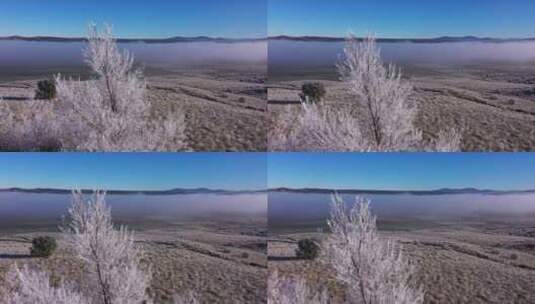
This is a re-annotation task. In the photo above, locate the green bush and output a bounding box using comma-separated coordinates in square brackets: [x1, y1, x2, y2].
[35, 80, 57, 100]
[30, 236, 57, 257]
[295, 239, 320, 260]
[300, 82, 326, 103]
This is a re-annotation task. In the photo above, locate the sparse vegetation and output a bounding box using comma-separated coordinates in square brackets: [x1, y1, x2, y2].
[295, 239, 320, 260]
[34, 80, 57, 100]
[30, 236, 57, 258]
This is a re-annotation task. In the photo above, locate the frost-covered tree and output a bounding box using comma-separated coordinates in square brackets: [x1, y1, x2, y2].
[2, 265, 88, 304]
[55, 24, 187, 151]
[337, 35, 462, 151]
[1, 190, 203, 304]
[268, 270, 328, 304]
[269, 35, 462, 152]
[337, 35, 421, 151]
[325, 194, 424, 304]
[62, 190, 152, 304]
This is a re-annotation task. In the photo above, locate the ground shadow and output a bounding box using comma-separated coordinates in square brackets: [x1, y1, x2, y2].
[268, 256, 301, 261]
[0, 96, 28, 101]
[267, 99, 300, 105]
[0, 254, 33, 259]
[0, 238, 31, 244]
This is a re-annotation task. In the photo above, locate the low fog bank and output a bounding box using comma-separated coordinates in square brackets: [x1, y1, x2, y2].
[0, 41, 267, 69]
[269, 40, 535, 69]
[269, 192, 535, 224]
[0, 192, 267, 227]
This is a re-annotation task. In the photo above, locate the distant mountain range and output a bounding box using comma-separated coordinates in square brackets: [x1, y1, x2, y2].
[0, 187, 264, 195]
[0, 35, 265, 44]
[1, 187, 534, 196]
[2, 35, 535, 44]
[269, 35, 535, 43]
[269, 187, 535, 195]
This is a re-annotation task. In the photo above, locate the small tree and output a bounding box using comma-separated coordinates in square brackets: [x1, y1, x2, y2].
[62, 190, 152, 304]
[325, 193, 424, 304]
[35, 80, 57, 100]
[337, 35, 421, 150]
[4, 190, 174, 304]
[55, 23, 187, 151]
[295, 239, 320, 260]
[337, 34, 462, 151]
[269, 34, 462, 152]
[30, 236, 57, 258]
[301, 82, 326, 103]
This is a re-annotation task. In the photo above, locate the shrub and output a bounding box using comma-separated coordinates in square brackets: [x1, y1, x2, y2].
[3, 265, 89, 304]
[295, 239, 320, 260]
[30, 236, 57, 257]
[35, 80, 57, 100]
[268, 102, 367, 151]
[0, 100, 62, 152]
[268, 270, 328, 304]
[300, 82, 326, 103]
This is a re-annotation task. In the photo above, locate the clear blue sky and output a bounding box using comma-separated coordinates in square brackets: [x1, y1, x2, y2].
[0, 0, 266, 38]
[269, 0, 535, 38]
[0, 153, 266, 191]
[268, 153, 535, 191]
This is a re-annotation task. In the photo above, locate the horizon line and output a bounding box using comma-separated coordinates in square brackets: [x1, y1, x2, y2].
[268, 34, 535, 41]
[3, 186, 535, 193]
[0, 34, 267, 42]
[269, 186, 535, 193]
[4, 34, 535, 42]
[0, 187, 267, 193]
